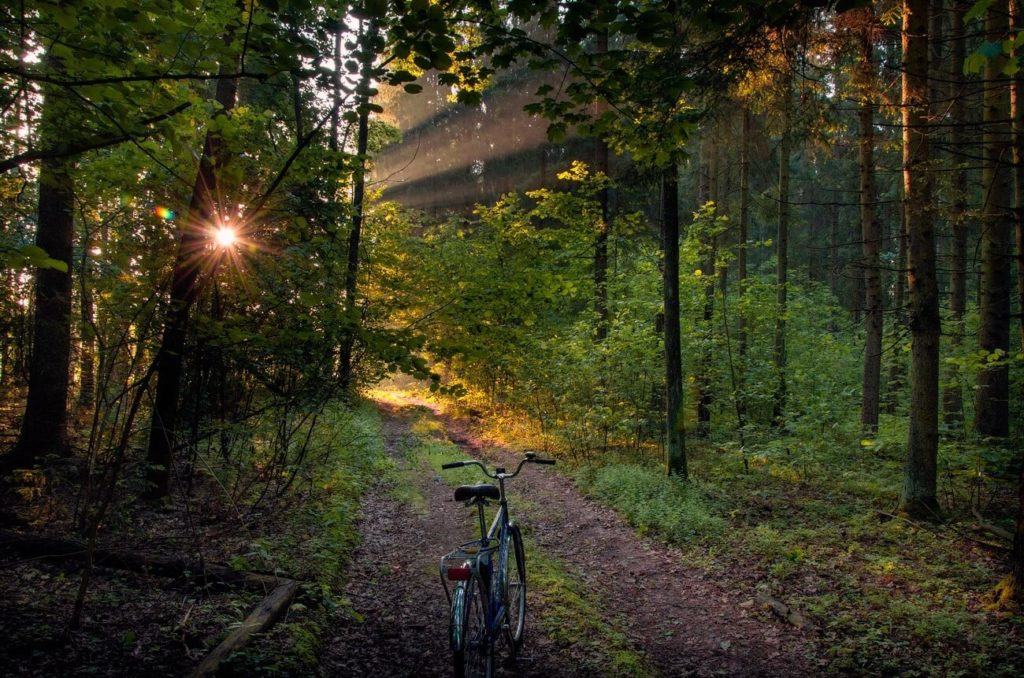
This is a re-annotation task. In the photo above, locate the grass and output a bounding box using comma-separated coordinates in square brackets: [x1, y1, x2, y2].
[575, 463, 724, 544]
[610, 414, 1024, 676]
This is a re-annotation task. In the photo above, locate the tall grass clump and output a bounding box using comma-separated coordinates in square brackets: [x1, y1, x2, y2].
[577, 464, 724, 543]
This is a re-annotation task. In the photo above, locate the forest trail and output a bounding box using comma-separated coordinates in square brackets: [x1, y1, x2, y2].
[323, 401, 814, 676]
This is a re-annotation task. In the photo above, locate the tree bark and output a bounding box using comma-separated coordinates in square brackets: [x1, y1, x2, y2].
[663, 164, 686, 478]
[943, 0, 968, 428]
[737, 108, 750, 421]
[887, 200, 908, 413]
[697, 135, 717, 436]
[594, 31, 610, 343]
[900, 0, 941, 519]
[146, 63, 239, 498]
[9, 82, 74, 469]
[772, 70, 792, 429]
[339, 21, 380, 392]
[191, 580, 299, 677]
[858, 17, 882, 435]
[1015, 2, 1024, 356]
[975, 1, 1014, 438]
[999, 0, 1024, 607]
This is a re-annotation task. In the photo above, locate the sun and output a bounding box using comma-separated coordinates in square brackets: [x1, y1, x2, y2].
[214, 226, 237, 248]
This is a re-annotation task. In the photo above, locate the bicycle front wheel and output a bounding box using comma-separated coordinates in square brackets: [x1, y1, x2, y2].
[505, 524, 527, 650]
[452, 574, 492, 678]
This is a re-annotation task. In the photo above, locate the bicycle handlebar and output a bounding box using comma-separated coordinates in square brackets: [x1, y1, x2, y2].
[440, 453, 555, 478]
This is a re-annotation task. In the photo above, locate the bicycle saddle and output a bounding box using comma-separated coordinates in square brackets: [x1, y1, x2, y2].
[454, 483, 500, 502]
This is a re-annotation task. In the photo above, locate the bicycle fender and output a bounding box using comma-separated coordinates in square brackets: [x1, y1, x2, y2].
[449, 583, 467, 652]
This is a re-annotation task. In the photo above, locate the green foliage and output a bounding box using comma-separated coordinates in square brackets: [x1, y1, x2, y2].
[224, 401, 386, 674]
[230, 402, 386, 587]
[576, 464, 724, 543]
[1, 244, 68, 272]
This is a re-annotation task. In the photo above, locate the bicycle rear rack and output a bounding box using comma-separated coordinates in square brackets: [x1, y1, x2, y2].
[440, 538, 497, 605]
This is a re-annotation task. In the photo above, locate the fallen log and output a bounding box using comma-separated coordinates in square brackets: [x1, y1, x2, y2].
[190, 579, 299, 677]
[971, 507, 1013, 543]
[0, 529, 287, 591]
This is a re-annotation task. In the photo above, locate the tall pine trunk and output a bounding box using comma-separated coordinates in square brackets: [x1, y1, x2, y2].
[9, 84, 75, 469]
[663, 164, 686, 478]
[697, 135, 717, 436]
[900, 0, 940, 519]
[737, 108, 751, 426]
[772, 70, 792, 429]
[146, 66, 239, 498]
[944, 0, 968, 428]
[1015, 1, 1024, 355]
[858, 15, 882, 434]
[887, 202, 908, 413]
[975, 2, 1013, 438]
[997, 0, 1024, 607]
[594, 31, 610, 343]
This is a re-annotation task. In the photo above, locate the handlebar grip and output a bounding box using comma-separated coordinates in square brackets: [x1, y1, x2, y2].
[533, 458, 556, 465]
[441, 461, 466, 470]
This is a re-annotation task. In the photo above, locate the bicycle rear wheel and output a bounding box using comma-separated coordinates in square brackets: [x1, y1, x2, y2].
[505, 525, 526, 650]
[452, 574, 492, 678]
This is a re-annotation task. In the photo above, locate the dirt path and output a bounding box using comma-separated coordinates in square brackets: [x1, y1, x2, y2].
[323, 404, 814, 676]
[321, 405, 574, 677]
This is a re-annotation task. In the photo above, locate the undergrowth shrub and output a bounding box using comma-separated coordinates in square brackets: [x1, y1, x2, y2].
[576, 464, 724, 543]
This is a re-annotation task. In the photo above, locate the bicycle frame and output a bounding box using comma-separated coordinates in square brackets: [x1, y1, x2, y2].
[480, 486, 512, 638]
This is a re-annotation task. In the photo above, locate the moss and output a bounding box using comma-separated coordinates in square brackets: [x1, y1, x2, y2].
[526, 545, 653, 677]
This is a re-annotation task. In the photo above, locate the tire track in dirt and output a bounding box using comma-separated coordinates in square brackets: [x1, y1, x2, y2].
[321, 405, 578, 677]
[439, 411, 817, 677]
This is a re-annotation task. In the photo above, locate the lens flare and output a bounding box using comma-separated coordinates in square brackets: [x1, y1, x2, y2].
[154, 206, 175, 220]
[214, 226, 237, 248]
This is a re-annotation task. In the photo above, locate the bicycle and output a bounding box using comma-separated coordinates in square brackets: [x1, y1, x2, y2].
[438, 452, 555, 678]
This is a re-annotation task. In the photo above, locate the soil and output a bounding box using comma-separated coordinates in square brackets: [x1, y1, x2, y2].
[322, 403, 815, 676]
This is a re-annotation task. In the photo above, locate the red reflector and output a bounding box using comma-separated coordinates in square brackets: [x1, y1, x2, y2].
[446, 565, 471, 581]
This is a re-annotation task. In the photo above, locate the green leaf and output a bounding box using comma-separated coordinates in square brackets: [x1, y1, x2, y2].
[979, 41, 1002, 59]
[965, 0, 995, 23]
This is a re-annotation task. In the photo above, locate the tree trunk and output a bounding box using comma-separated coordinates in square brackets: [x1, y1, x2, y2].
[737, 108, 750, 390]
[1001, 0, 1024, 604]
[975, 2, 1013, 438]
[772, 71, 792, 429]
[900, 0, 940, 519]
[697, 135, 717, 436]
[943, 0, 968, 428]
[145, 64, 239, 498]
[887, 201, 908, 413]
[9, 86, 75, 469]
[594, 31, 610, 343]
[1016, 2, 1024, 356]
[339, 21, 380, 392]
[858, 18, 882, 435]
[829, 201, 839, 333]
[663, 164, 686, 478]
